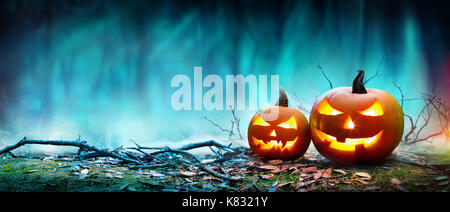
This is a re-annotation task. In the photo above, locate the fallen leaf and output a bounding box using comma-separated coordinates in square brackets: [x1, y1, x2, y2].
[354, 172, 372, 180]
[179, 170, 196, 177]
[291, 169, 302, 174]
[333, 169, 347, 175]
[245, 161, 255, 166]
[390, 178, 401, 185]
[230, 176, 242, 181]
[435, 176, 449, 181]
[203, 176, 222, 181]
[322, 168, 332, 178]
[277, 181, 293, 188]
[353, 179, 369, 185]
[301, 166, 318, 172]
[105, 173, 114, 178]
[297, 180, 316, 188]
[201, 159, 216, 164]
[271, 168, 281, 174]
[281, 165, 290, 170]
[268, 159, 283, 165]
[258, 165, 279, 170]
[208, 166, 218, 170]
[80, 169, 89, 175]
[115, 175, 123, 179]
[314, 170, 324, 179]
[240, 171, 253, 175]
[300, 172, 312, 178]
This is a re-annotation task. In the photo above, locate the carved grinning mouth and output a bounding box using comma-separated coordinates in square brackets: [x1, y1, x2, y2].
[312, 128, 383, 151]
[252, 136, 298, 150]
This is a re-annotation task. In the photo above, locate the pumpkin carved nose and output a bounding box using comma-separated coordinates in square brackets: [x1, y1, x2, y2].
[270, 130, 277, 137]
[344, 117, 355, 129]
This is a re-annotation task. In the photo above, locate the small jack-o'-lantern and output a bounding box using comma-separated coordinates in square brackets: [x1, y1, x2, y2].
[310, 70, 404, 164]
[248, 89, 311, 159]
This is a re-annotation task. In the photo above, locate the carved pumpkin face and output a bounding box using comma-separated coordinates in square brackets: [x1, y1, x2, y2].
[248, 106, 311, 159]
[310, 86, 404, 164]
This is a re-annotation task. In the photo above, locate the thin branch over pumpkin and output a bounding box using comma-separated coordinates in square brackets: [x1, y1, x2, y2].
[317, 64, 333, 89]
[364, 57, 384, 85]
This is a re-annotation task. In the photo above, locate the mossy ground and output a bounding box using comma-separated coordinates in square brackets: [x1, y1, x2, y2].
[0, 158, 179, 192]
[241, 161, 447, 192]
[0, 157, 448, 192]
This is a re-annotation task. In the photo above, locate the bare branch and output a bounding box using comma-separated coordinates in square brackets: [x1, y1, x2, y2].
[0, 137, 246, 182]
[203, 116, 234, 137]
[229, 106, 245, 141]
[0, 137, 143, 164]
[293, 93, 311, 114]
[393, 81, 405, 108]
[403, 113, 415, 143]
[364, 57, 384, 85]
[318, 64, 333, 89]
[392, 81, 420, 108]
[394, 83, 449, 145]
[203, 106, 246, 145]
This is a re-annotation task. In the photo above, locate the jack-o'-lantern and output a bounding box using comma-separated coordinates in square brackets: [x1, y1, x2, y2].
[248, 89, 311, 159]
[310, 70, 404, 164]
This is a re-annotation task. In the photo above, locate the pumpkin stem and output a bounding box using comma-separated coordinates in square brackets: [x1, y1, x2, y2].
[352, 70, 367, 94]
[276, 88, 289, 107]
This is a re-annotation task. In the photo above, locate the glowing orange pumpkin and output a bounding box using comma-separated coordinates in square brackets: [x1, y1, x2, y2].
[248, 89, 311, 159]
[310, 70, 404, 164]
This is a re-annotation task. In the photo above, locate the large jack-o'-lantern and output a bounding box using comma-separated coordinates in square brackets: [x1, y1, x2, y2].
[248, 89, 311, 159]
[310, 70, 404, 164]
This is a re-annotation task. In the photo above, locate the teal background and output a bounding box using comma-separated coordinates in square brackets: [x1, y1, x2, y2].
[0, 0, 449, 148]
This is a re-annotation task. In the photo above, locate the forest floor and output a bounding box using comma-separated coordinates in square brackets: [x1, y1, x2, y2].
[0, 150, 448, 192]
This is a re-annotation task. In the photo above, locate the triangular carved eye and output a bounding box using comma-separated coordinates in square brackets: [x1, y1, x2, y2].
[277, 116, 297, 130]
[318, 99, 343, 115]
[359, 101, 384, 116]
[253, 115, 270, 126]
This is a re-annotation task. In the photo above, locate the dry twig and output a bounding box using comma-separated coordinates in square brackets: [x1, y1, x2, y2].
[364, 57, 384, 85]
[203, 106, 247, 145]
[0, 137, 245, 181]
[393, 83, 449, 144]
[318, 64, 333, 89]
